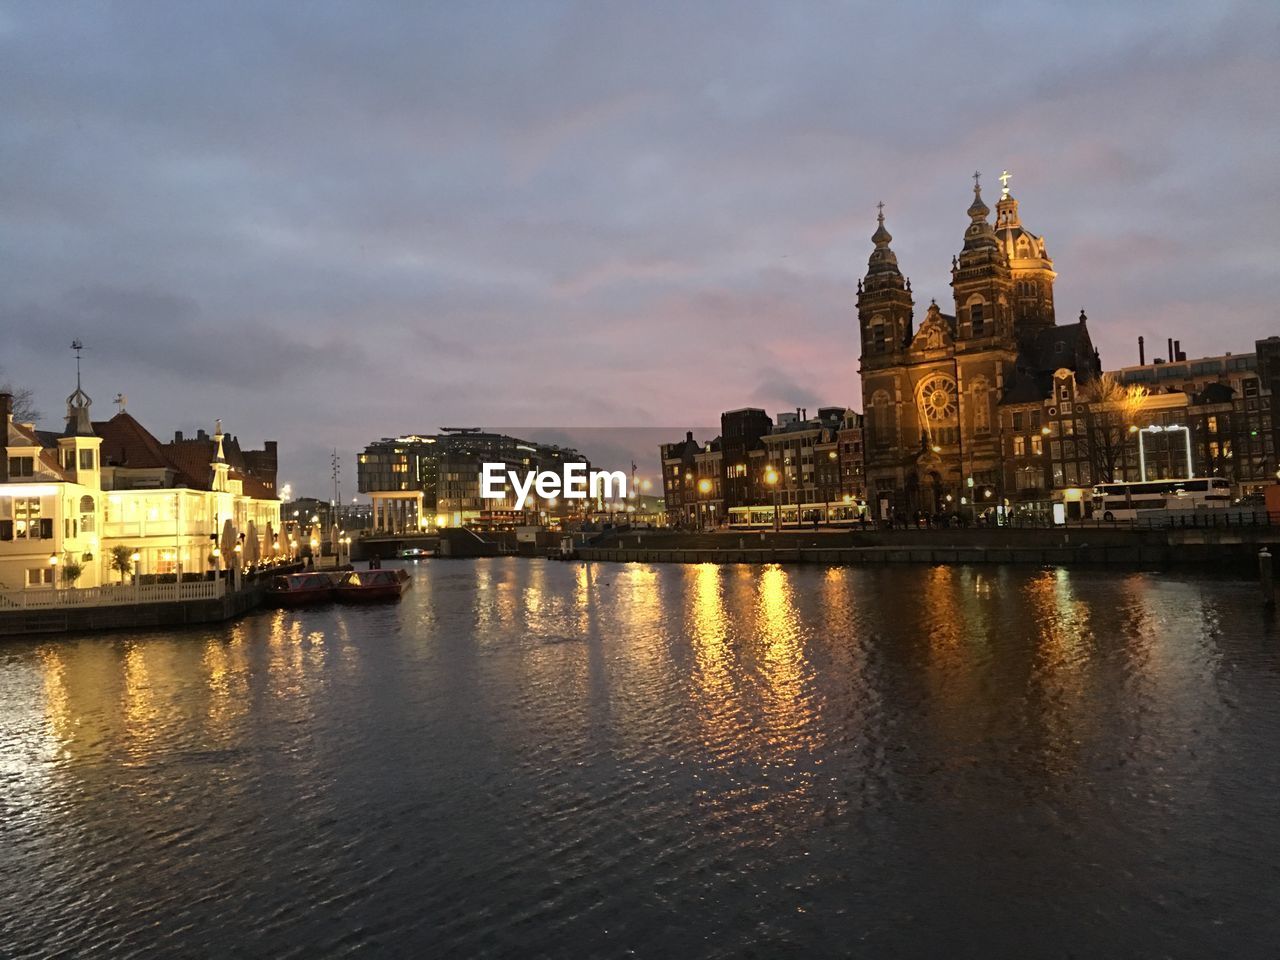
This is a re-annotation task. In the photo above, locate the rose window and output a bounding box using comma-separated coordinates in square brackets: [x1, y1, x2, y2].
[920, 377, 957, 422]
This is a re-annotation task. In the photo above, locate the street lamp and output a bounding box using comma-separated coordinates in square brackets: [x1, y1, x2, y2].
[764, 467, 780, 532]
[697, 477, 712, 531]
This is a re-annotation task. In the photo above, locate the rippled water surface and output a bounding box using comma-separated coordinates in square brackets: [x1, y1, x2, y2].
[3, 561, 1280, 958]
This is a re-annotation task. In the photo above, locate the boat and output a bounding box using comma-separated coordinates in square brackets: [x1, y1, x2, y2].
[267, 572, 336, 607]
[396, 546, 434, 560]
[333, 568, 411, 603]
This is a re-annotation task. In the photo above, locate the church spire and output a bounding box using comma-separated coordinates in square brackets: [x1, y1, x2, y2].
[967, 171, 990, 222]
[64, 338, 94, 437]
[992, 173, 1057, 331]
[952, 173, 1013, 342]
[863, 201, 906, 292]
[859, 201, 915, 365]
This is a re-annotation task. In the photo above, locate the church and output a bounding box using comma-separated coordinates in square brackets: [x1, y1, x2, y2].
[857, 173, 1101, 521]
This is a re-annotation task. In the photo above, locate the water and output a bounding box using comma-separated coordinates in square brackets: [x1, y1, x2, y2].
[2, 560, 1279, 959]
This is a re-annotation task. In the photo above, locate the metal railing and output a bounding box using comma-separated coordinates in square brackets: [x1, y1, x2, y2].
[1134, 510, 1280, 530]
[0, 579, 227, 610]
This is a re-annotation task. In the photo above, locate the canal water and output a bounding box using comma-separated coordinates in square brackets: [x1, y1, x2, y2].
[2, 561, 1278, 958]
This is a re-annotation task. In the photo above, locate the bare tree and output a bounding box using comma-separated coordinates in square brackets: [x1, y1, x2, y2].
[1080, 373, 1149, 483]
[0, 376, 40, 423]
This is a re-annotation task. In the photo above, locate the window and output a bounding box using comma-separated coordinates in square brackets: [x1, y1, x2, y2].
[1013, 437, 1026, 456]
[870, 318, 888, 352]
[26, 568, 55, 587]
[1031, 436, 1043, 455]
[79, 449, 94, 470]
[8, 456, 34, 477]
[1016, 469, 1040, 491]
[1059, 384, 1070, 400]
[1012, 412, 1024, 431]
[1061, 402, 1072, 415]
[971, 302, 985, 336]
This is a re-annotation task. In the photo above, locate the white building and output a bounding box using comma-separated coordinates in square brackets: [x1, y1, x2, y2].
[1, 380, 280, 594]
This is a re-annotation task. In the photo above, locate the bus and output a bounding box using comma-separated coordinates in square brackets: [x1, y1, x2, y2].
[1092, 477, 1232, 521]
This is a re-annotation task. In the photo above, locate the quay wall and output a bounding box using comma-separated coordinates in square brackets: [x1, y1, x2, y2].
[573, 528, 1280, 569]
[0, 583, 268, 639]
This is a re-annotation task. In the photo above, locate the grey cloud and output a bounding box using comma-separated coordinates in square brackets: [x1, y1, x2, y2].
[1, 0, 1276, 496]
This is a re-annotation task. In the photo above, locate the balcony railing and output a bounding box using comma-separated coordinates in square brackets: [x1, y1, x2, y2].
[0, 579, 227, 610]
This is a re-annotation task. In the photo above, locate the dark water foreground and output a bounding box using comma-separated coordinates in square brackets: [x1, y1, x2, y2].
[2, 561, 1278, 959]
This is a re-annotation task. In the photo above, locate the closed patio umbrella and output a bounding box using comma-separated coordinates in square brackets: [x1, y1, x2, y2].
[220, 518, 237, 571]
[245, 520, 260, 564]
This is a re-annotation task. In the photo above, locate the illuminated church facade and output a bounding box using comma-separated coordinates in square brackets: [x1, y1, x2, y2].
[857, 173, 1102, 519]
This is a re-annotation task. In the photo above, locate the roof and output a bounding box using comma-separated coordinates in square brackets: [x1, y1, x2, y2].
[163, 439, 217, 489]
[1194, 382, 1236, 404]
[94, 412, 181, 475]
[1001, 370, 1053, 405]
[1020, 321, 1090, 371]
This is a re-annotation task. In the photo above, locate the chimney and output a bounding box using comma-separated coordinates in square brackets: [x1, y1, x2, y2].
[1167, 338, 1174, 363]
[175, 430, 184, 442]
[685, 431, 693, 443]
[1174, 340, 1184, 362]
[0, 393, 10, 484]
[1138, 336, 1146, 365]
[197, 428, 208, 440]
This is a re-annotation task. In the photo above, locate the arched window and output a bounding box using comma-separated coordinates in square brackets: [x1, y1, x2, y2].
[917, 376, 958, 428]
[868, 315, 889, 353]
[966, 296, 986, 337]
[78, 495, 96, 533]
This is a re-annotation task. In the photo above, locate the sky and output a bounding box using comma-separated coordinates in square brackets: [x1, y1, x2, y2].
[2, 1, 1278, 497]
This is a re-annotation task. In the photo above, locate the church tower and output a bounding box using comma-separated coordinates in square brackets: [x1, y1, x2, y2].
[857, 204, 915, 370]
[993, 171, 1056, 333]
[950, 175, 1014, 346]
[57, 339, 102, 490]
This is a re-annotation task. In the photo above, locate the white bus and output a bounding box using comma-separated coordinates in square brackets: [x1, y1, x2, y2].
[1092, 477, 1232, 521]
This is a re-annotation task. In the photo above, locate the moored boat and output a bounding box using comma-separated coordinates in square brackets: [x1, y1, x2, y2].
[268, 572, 336, 607]
[396, 546, 434, 560]
[333, 568, 411, 603]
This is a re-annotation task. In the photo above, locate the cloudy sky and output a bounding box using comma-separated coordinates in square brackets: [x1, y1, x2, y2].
[2, 1, 1277, 496]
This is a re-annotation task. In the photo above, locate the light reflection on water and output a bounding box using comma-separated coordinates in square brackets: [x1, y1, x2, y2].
[2, 560, 1279, 959]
